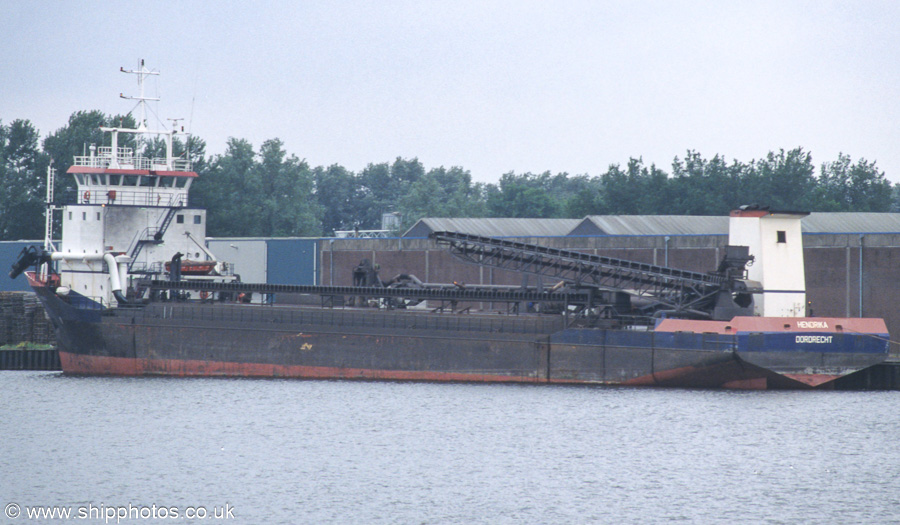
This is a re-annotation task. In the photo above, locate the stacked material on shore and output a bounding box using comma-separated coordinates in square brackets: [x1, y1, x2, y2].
[0, 292, 56, 347]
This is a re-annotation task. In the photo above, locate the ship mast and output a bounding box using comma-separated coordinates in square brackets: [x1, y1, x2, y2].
[40, 162, 59, 280]
[100, 59, 184, 170]
[43, 162, 56, 252]
[120, 59, 159, 131]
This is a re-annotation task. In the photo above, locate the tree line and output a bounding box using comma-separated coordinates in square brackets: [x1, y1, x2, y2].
[1, 111, 896, 240]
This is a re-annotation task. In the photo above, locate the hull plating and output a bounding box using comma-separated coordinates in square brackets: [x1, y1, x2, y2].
[33, 289, 890, 390]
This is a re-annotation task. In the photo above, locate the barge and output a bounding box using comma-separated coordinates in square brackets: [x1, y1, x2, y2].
[9, 62, 891, 389]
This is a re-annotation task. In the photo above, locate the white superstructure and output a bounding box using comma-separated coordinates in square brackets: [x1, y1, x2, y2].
[728, 207, 809, 317]
[50, 61, 214, 306]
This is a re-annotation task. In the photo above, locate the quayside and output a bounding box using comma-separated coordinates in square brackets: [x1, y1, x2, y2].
[8, 61, 892, 389]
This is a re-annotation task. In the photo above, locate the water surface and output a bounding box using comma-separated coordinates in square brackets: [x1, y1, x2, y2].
[2, 372, 899, 524]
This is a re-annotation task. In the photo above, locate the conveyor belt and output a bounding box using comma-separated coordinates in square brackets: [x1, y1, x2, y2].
[431, 230, 723, 291]
[429, 231, 757, 318]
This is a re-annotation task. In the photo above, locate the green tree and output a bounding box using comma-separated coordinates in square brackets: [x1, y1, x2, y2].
[256, 138, 322, 236]
[818, 154, 892, 212]
[182, 135, 208, 187]
[20, 106, 900, 232]
[314, 164, 360, 235]
[42, 110, 107, 201]
[598, 164, 635, 214]
[193, 138, 256, 236]
[639, 162, 672, 214]
[891, 183, 900, 212]
[485, 172, 561, 218]
[600, 159, 671, 215]
[355, 157, 426, 229]
[669, 152, 743, 214]
[399, 166, 486, 228]
[192, 138, 321, 237]
[0, 119, 48, 239]
[544, 172, 605, 218]
[355, 162, 392, 229]
[748, 148, 817, 210]
[565, 186, 604, 217]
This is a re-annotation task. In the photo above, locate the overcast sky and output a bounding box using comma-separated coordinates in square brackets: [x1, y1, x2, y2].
[3, 1, 899, 184]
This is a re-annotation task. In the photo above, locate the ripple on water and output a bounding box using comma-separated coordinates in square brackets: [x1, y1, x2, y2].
[2, 372, 900, 524]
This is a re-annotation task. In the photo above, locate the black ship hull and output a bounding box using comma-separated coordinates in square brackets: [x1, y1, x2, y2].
[31, 277, 890, 390]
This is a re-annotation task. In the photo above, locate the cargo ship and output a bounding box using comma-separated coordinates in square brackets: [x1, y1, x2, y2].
[9, 63, 891, 389]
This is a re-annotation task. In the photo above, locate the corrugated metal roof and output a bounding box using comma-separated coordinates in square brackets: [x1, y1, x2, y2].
[578, 213, 900, 236]
[573, 215, 729, 236]
[403, 218, 582, 238]
[404, 213, 900, 238]
[803, 213, 900, 233]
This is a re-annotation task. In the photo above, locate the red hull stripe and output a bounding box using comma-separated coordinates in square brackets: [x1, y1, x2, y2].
[781, 373, 842, 387]
[59, 352, 545, 383]
[59, 352, 777, 389]
[67, 166, 198, 177]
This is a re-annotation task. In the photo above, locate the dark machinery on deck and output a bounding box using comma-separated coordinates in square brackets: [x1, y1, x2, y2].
[13, 228, 761, 327]
[141, 231, 760, 326]
[430, 231, 761, 323]
[8, 246, 52, 279]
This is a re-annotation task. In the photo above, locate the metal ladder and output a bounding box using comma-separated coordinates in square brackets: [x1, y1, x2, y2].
[127, 204, 183, 272]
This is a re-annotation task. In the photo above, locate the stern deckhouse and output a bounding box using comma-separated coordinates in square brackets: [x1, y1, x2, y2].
[49, 61, 222, 306]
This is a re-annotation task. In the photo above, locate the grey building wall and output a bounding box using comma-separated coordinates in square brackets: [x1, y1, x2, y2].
[207, 239, 268, 284]
[207, 238, 319, 286]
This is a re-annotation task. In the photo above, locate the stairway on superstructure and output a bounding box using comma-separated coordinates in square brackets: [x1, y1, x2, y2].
[127, 200, 183, 272]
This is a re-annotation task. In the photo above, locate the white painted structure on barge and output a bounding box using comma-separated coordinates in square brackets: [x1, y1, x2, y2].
[729, 208, 809, 317]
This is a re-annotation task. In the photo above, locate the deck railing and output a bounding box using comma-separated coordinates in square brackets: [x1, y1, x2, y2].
[73, 148, 192, 172]
[63, 189, 190, 207]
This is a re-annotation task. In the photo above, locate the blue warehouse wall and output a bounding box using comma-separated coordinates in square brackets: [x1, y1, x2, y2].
[0, 242, 42, 292]
[266, 239, 318, 285]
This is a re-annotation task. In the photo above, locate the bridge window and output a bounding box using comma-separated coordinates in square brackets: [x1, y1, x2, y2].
[75, 174, 84, 185]
[159, 176, 175, 188]
[124, 175, 139, 186]
[175, 177, 188, 188]
[109, 174, 121, 185]
[777, 230, 786, 243]
[176, 214, 184, 224]
[194, 215, 202, 224]
[91, 174, 101, 185]
[140, 176, 156, 187]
